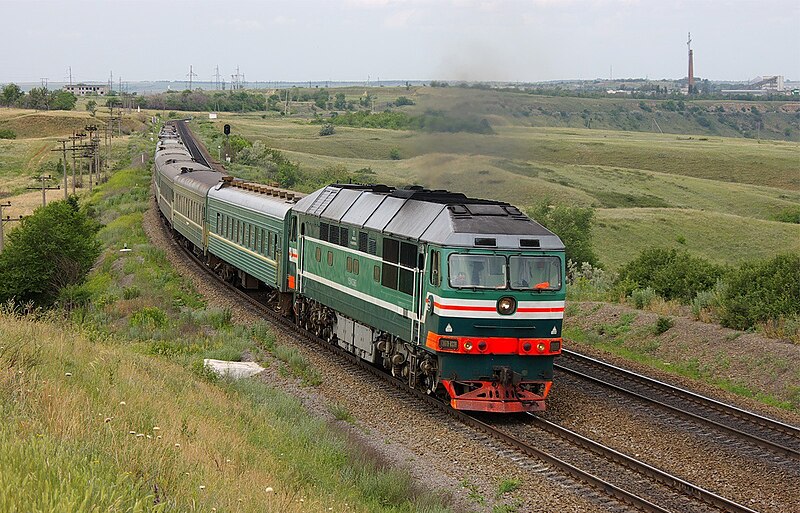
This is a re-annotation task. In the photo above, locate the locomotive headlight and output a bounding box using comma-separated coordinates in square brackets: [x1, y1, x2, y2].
[537, 342, 546, 353]
[463, 341, 473, 351]
[497, 297, 516, 315]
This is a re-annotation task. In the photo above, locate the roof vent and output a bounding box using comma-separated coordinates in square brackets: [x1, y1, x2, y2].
[520, 239, 540, 248]
[475, 237, 497, 247]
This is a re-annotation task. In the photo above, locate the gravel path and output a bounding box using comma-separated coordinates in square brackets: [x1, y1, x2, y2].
[144, 199, 795, 512]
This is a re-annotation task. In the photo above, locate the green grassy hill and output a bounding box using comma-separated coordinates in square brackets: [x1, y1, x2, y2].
[195, 93, 798, 270]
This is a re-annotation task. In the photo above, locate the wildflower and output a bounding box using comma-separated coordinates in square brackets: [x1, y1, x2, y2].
[129, 431, 136, 435]
[147, 435, 152, 439]
[104, 417, 112, 423]
[152, 426, 161, 431]
[119, 401, 126, 406]
[65, 372, 72, 377]
[175, 443, 181, 448]
[199, 485, 206, 491]
[265, 487, 274, 494]
[136, 433, 145, 438]
[157, 435, 162, 440]
[225, 458, 231, 463]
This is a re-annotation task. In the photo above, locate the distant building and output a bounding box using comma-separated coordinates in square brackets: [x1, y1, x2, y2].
[721, 76, 788, 95]
[62, 83, 108, 96]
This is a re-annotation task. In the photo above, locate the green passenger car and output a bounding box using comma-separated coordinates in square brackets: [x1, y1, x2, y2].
[206, 180, 294, 292]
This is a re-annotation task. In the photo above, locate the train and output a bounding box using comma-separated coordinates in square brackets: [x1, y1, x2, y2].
[154, 122, 566, 413]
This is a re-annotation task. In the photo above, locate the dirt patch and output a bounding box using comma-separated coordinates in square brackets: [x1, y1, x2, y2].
[565, 301, 800, 420]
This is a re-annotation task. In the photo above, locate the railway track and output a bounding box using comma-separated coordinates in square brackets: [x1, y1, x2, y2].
[163, 123, 765, 513]
[556, 349, 800, 463]
[173, 119, 216, 170]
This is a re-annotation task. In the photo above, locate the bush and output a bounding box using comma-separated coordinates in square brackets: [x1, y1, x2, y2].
[773, 206, 800, 224]
[395, 96, 415, 106]
[0, 197, 101, 306]
[654, 316, 674, 334]
[0, 128, 16, 139]
[718, 253, 800, 330]
[616, 248, 724, 303]
[389, 148, 401, 160]
[319, 123, 335, 136]
[630, 287, 658, 309]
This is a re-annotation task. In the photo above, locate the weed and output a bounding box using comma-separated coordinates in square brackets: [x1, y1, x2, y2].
[654, 316, 674, 334]
[329, 402, 355, 423]
[129, 306, 168, 329]
[496, 477, 520, 496]
[460, 479, 486, 506]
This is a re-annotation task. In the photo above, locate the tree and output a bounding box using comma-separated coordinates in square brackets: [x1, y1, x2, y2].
[530, 202, 598, 266]
[333, 93, 347, 110]
[0, 197, 100, 305]
[86, 99, 97, 116]
[1, 83, 23, 106]
[25, 87, 50, 110]
[50, 91, 77, 110]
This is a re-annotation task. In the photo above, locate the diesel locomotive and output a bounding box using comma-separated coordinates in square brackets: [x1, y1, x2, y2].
[154, 122, 566, 413]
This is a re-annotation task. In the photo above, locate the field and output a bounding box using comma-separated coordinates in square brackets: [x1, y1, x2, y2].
[189, 86, 799, 270]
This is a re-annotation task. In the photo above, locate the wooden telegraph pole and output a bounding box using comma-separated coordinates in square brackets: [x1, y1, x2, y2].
[28, 176, 60, 206]
[0, 202, 24, 254]
[52, 139, 70, 199]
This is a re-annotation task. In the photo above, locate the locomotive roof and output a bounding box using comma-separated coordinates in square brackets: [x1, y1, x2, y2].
[293, 184, 564, 250]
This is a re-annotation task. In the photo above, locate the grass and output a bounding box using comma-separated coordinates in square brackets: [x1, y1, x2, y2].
[0, 309, 453, 512]
[7, 130, 452, 512]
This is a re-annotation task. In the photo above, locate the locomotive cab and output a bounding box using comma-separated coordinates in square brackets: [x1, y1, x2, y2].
[423, 247, 565, 413]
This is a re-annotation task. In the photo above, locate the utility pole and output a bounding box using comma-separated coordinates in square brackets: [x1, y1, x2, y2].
[69, 132, 78, 193]
[109, 70, 113, 94]
[68, 66, 73, 86]
[28, 176, 59, 207]
[0, 202, 23, 254]
[214, 65, 221, 90]
[52, 140, 70, 199]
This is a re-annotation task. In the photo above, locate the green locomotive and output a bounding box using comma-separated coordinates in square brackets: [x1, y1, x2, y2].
[155, 126, 565, 413]
[288, 184, 565, 413]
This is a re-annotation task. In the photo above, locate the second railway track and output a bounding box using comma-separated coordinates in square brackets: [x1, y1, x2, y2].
[556, 349, 800, 462]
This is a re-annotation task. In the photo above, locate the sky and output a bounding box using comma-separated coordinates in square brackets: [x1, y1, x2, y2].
[1, 0, 798, 84]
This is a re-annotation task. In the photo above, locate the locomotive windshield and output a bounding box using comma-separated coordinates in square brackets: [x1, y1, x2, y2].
[448, 254, 506, 289]
[509, 256, 561, 291]
[448, 254, 562, 291]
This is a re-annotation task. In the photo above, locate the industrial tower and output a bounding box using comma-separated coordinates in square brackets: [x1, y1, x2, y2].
[687, 32, 695, 94]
